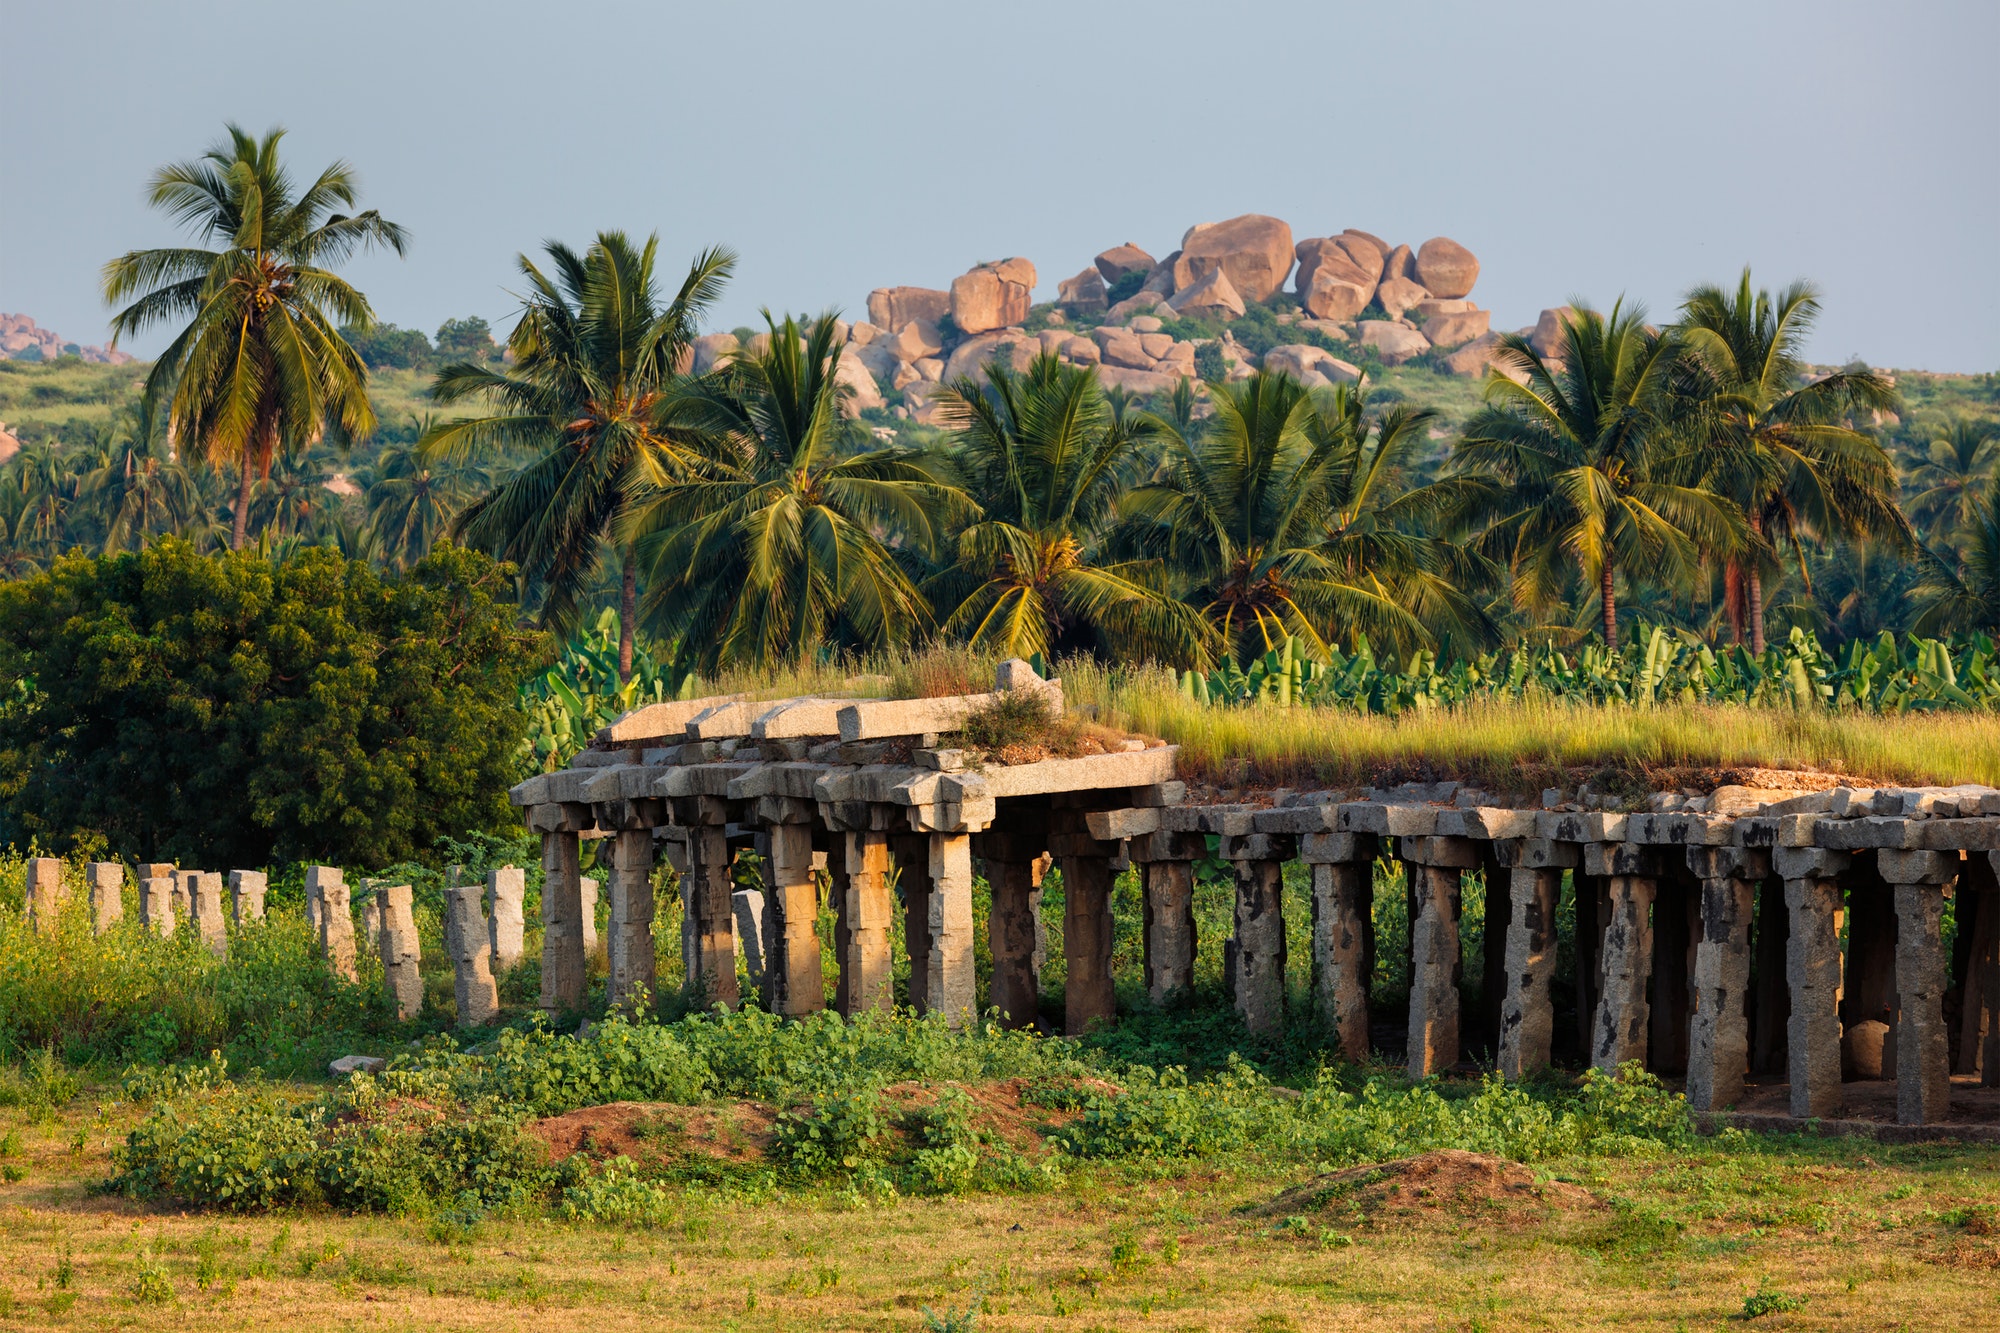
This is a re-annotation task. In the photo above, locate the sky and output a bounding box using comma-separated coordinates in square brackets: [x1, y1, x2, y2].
[4, 0, 1996, 371]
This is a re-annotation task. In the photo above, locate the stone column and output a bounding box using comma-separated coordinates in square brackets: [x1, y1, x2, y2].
[894, 833, 935, 1012]
[580, 876, 600, 958]
[1222, 833, 1294, 1034]
[1776, 845, 1849, 1119]
[1402, 835, 1477, 1078]
[486, 865, 526, 972]
[172, 869, 197, 922]
[359, 891, 384, 955]
[1492, 838, 1574, 1079]
[976, 830, 1046, 1029]
[24, 857, 64, 934]
[682, 825, 738, 1009]
[734, 886, 768, 988]
[606, 829, 658, 1013]
[1881, 848, 1957, 1125]
[1304, 831, 1377, 1063]
[1052, 812, 1117, 1037]
[540, 829, 586, 1011]
[86, 862, 124, 934]
[139, 875, 175, 936]
[761, 822, 825, 1017]
[380, 883, 423, 1020]
[191, 871, 228, 957]
[229, 870, 267, 925]
[319, 877, 357, 982]
[446, 881, 500, 1025]
[1136, 845, 1198, 1003]
[1684, 846, 1767, 1112]
[839, 828, 894, 1015]
[305, 866, 341, 937]
[925, 832, 978, 1026]
[1588, 843, 1659, 1071]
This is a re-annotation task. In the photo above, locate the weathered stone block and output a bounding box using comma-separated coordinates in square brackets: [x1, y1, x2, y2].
[228, 870, 267, 925]
[1300, 831, 1378, 864]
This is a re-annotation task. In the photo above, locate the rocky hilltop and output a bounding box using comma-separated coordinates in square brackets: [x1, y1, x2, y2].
[0, 313, 132, 365]
[687, 215, 1572, 423]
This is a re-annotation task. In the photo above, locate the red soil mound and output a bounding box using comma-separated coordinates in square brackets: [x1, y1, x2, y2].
[1262, 1150, 1600, 1227]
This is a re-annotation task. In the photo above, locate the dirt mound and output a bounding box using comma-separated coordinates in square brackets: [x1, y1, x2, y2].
[1260, 1150, 1599, 1228]
[877, 1076, 1112, 1155]
[526, 1101, 776, 1166]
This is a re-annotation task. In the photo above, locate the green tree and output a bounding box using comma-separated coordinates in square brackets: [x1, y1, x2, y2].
[1912, 476, 2000, 635]
[0, 541, 540, 866]
[102, 124, 407, 550]
[365, 435, 488, 572]
[935, 355, 1212, 664]
[423, 232, 733, 681]
[435, 316, 499, 364]
[1676, 271, 1907, 652]
[340, 321, 434, 371]
[628, 314, 962, 671]
[79, 407, 202, 551]
[1452, 301, 1739, 645]
[1907, 416, 1999, 540]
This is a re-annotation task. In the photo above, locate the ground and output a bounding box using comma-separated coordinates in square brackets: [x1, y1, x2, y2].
[5, 1084, 2000, 1331]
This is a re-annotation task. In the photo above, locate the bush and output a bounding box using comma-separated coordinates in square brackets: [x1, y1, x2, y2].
[0, 541, 542, 867]
[771, 1088, 887, 1175]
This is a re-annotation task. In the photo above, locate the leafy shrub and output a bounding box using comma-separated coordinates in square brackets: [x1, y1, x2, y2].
[558, 1155, 678, 1224]
[900, 1090, 981, 1194]
[1058, 1061, 1265, 1159]
[772, 1088, 888, 1176]
[1743, 1288, 1806, 1317]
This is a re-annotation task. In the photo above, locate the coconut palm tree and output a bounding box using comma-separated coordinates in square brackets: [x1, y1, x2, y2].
[365, 436, 487, 571]
[1906, 416, 1999, 541]
[933, 354, 1213, 665]
[1451, 300, 1739, 646]
[626, 313, 965, 671]
[102, 124, 406, 550]
[1912, 477, 2000, 635]
[1675, 271, 1907, 652]
[422, 232, 732, 681]
[79, 408, 201, 551]
[4, 443, 81, 556]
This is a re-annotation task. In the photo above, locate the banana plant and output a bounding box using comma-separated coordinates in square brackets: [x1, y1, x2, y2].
[518, 608, 692, 772]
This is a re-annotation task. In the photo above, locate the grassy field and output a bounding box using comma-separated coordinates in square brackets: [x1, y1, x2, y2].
[3, 1077, 1999, 1331]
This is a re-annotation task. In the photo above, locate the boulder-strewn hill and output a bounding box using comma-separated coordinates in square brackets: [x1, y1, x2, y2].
[0, 313, 132, 365]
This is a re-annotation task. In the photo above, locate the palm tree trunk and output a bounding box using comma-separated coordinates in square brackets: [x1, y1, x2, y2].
[619, 548, 637, 684]
[1723, 562, 1746, 646]
[1747, 512, 1767, 655]
[1601, 563, 1617, 648]
[231, 459, 253, 551]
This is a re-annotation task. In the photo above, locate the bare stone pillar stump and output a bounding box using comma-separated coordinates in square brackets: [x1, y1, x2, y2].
[1222, 833, 1294, 1034]
[1303, 832, 1376, 1062]
[1685, 846, 1767, 1112]
[229, 870, 267, 925]
[1493, 838, 1574, 1079]
[445, 881, 499, 1025]
[1777, 845, 1850, 1119]
[172, 869, 198, 923]
[926, 832, 978, 1026]
[359, 892, 384, 954]
[761, 823, 824, 1017]
[580, 876, 600, 958]
[486, 866, 526, 972]
[305, 865, 342, 937]
[540, 830, 587, 1012]
[1402, 836, 1477, 1078]
[24, 857, 64, 934]
[840, 829, 894, 1015]
[86, 862, 124, 934]
[379, 883, 423, 1019]
[1053, 817, 1117, 1037]
[1588, 843, 1660, 1071]
[192, 871, 228, 957]
[976, 830, 1047, 1028]
[1881, 849, 1957, 1125]
[139, 875, 175, 937]
[607, 829, 658, 1012]
[319, 878, 357, 982]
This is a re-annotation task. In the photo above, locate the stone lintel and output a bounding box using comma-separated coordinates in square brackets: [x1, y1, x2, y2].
[1492, 837, 1579, 870]
[1538, 810, 1627, 843]
[838, 693, 998, 742]
[1164, 804, 1254, 836]
[1816, 816, 1922, 851]
[1300, 831, 1380, 864]
[817, 799, 904, 833]
[979, 748, 1178, 800]
[748, 697, 849, 739]
[1219, 832, 1296, 862]
[1128, 781, 1189, 807]
[754, 795, 819, 825]
[1774, 845, 1851, 881]
[726, 761, 833, 801]
[580, 764, 670, 803]
[1130, 828, 1208, 862]
[1398, 835, 1482, 869]
[1340, 802, 1437, 837]
[526, 802, 594, 834]
[1877, 848, 1960, 886]
[658, 761, 760, 799]
[1086, 807, 1161, 840]
[1920, 817, 2000, 852]
[668, 793, 733, 827]
[508, 774, 550, 807]
[591, 797, 667, 831]
[1435, 807, 1540, 840]
[1585, 841, 1664, 877]
[1685, 844, 1771, 882]
[1253, 804, 1337, 835]
[905, 799, 997, 834]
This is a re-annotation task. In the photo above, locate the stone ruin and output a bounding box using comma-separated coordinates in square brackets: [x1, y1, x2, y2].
[513, 661, 2000, 1131]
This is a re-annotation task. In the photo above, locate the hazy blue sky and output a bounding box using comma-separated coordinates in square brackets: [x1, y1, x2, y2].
[5, 0, 1995, 369]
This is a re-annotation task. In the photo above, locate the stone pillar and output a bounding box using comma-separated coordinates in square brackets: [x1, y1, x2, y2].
[1684, 846, 1766, 1112]
[1304, 832, 1377, 1063]
[24, 857, 65, 934]
[1588, 844, 1659, 1071]
[733, 888, 767, 987]
[139, 875, 175, 936]
[540, 829, 586, 1011]
[380, 883, 423, 1020]
[839, 829, 894, 1015]
[580, 876, 600, 958]
[925, 832, 978, 1026]
[977, 830, 1046, 1029]
[681, 825, 738, 1009]
[229, 870, 267, 925]
[446, 881, 500, 1025]
[319, 877, 356, 982]
[1402, 835, 1477, 1078]
[486, 865, 526, 972]
[359, 892, 384, 955]
[1493, 837, 1574, 1079]
[191, 871, 228, 957]
[1137, 852, 1197, 1003]
[606, 829, 657, 1013]
[894, 833, 935, 1012]
[1222, 833, 1294, 1034]
[1052, 812, 1117, 1037]
[172, 868, 197, 922]
[305, 865, 341, 937]
[1881, 849, 1957, 1125]
[761, 822, 825, 1017]
[1776, 845, 1849, 1119]
[86, 862, 124, 934]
